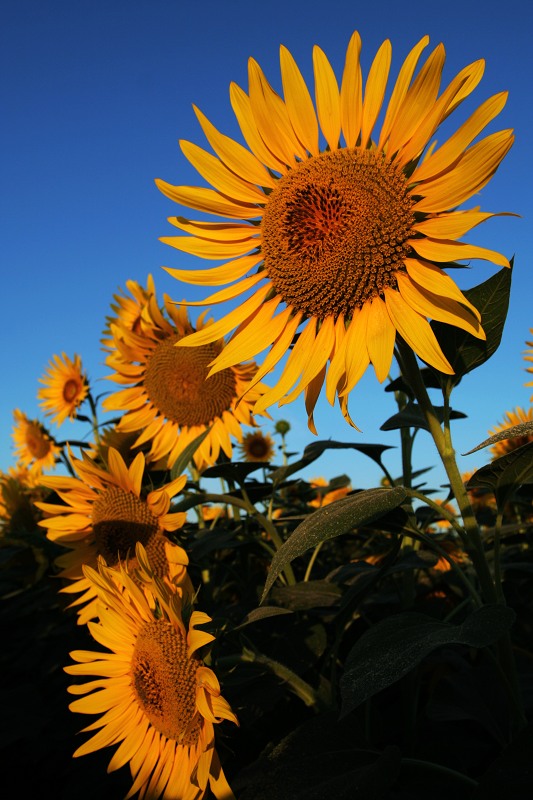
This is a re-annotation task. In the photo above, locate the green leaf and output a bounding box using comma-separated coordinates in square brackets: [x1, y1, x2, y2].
[431, 262, 513, 383]
[201, 461, 264, 483]
[465, 442, 533, 509]
[261, 486, 407, 601]
[233, 606, 293, 630]
[462, 421, 533, 455]
[340, 604, 516, 716]
[271, 580, 342, 611]
[269, 440, 395, 487]
[170, 427, 211, 479]
[380, 401, 466, 432]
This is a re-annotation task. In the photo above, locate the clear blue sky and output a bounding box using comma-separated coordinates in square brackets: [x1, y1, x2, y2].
[1, 0, 532, 494]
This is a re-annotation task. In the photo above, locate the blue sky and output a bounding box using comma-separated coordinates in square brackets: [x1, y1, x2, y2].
[1, 0, 532, 494]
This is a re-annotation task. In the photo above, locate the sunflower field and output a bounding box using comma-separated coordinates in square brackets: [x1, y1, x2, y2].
[2, 30, 533, 800]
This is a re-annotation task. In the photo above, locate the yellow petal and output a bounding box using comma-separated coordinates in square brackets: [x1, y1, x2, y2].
[412, 91, 508, 182]
[384, 287, 453, 374]
[193, 104, 276, 188]
[411, 237, 510, 268]
[280, 45, 319, 156]
[313, 45, 341, 151]
[361, 39, 391, 148]
[180, 140, 266, 204]
[339, 304, 371, 396]
[413, 210, 507, 240]
[166, 216, 260, 242]
[155, 179, 260, 219]
[160, 233, 258, 260]
[180, 271, 266, 305]
[281, 315, 336, 405]
[247, 310, 303, 393]
[414, 129, 514, 212]
[366, 295, 396, 382]
[340, 31, 362, 148]
[210, 296, 282, 370]
[305, 365, 327, 434]
[230, 81, 287, 173]
[397, 272, 485, 338]
[163, 253, 262, 286]
[405, 258, 481, 319]
[378, 35, 430, 151]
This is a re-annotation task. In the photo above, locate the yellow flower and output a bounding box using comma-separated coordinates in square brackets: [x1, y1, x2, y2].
[101, 274, 156, 353]
[488, 406, 533, 458]
[11, 409, 60, 473]
[308, 477, 352, 508]
[238, 430, 275, 462]
[37, 353, 89, 426]
[36, 446, 190, 624]
[65, 543, 238, 800]
[102, 285, 269, 471]
[156, 32, 512, 431]
[525, 329, 533, 400]
[0, 465, 44, 533]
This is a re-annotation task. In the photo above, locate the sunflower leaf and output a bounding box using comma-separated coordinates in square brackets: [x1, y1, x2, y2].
[269, 440, 395, 488]
[261, 486, 407, 601]
[380, 401, 466, 432]
[339, 604, 516, 716]
[170, 427, 211, 479]
[462, 421, 533, 455]
[465, 441, 533, 509]
[431, 261, 513, 383]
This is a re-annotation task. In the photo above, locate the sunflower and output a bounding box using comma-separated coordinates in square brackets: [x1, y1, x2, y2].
[488, 406, 533, 458]
[238, 430, 275, 462]
[0, 465, 45, 534]
[36, 446, 191, 624]
[102, 287, 269, 472]
[102, 275, 157, 354]
[156, 31, 513, 431]
[525, 329, 533, 400]
[65, 543, 238, 800]
[37, 352, 89, 426]
[11, 409, 60, 473]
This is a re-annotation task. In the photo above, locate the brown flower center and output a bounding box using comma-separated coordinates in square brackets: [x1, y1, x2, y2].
[92, 486, 159, 567]
[131, 619, 202, 744]
[144, 334, 237, 427]
[26, 424, 51, 459]
[261, 148, 415, 318]
[63, 379, 81, 403]
[243, 433, 273, 461]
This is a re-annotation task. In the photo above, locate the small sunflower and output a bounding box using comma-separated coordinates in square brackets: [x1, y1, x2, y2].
[238, 430, 275, 462]
[488, 406, 533, 458]
[0, 465, 45, 534]
[12, 409, 60, 473]
[525, 330, 533, 400]
[102, 287, 269, 471]
[156, 31, 513, 431]
[102, 275, 157, 353]
[65, 543, 238, 800]
[36, 446, 190, 624]
[38, 352, 89, 426]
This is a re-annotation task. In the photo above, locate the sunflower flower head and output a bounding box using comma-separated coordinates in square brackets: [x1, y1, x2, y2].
[156, 31, 513, 431]
[238, 430, 275, 462]
[36, 446, 191, 624]
[308, 477, 352, 508]
[11, 409, 60, 474]
[102, 283, 270, 471]
[101, 274, 157, 353]
[488, 406, 533, 459]
[37, 353, 89, 426]
[65, 542, 238, 800]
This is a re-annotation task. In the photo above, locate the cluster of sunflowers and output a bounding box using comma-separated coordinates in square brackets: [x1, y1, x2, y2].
[2, 30, 533, 800]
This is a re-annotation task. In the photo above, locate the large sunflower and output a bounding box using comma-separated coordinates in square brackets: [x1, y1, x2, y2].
[11, 409, 60, 473]
[38, 352, 89, 426]
[156, 31, 513, 430]
[65, 543, 238, 800]
[36, 446, 190, 624]
[102, 286, 269, 471]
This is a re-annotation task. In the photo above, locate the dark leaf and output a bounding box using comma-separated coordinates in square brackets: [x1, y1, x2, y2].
[261, 487, 407, 601]
[473, 720, 533, 799]
[465, 442, 533, 508]
[431, 262, 513, 383]
[385, 368, 442, 396]
[340, 604, 515, 716]
[233, 606, 293, 630]
[201, 461, 264, 483]
[462, 421, 533, 455]
[271, 580, 342, 611]
[170, 428, 211, 478]
[381, 401, 466, 432]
